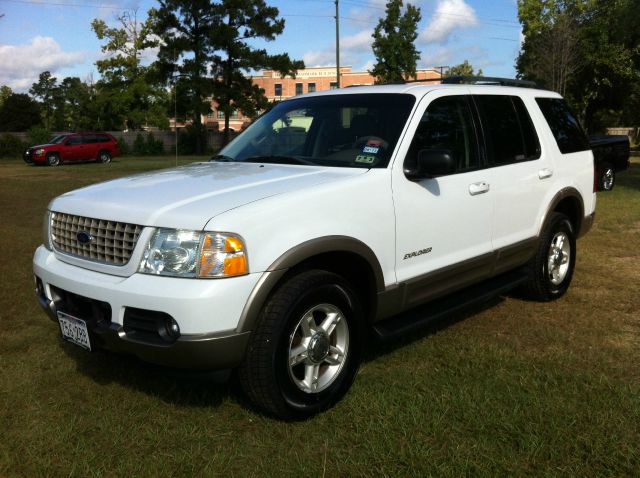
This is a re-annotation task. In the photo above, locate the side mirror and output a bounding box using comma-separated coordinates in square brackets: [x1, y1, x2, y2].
[405, 149, 456, 180]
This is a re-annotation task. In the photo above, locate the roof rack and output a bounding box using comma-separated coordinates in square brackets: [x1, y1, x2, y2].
[401, 76, 539, 88]
[442, 76, 538, 88]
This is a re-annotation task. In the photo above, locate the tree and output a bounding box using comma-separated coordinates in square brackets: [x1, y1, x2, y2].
[0, 85, 12, 107]
[29, 71, 58, 129]
[370, 0, 422, 84]
[517, 0, 640, 131]
[209, 0, 304, 144]
[445, 60, 483, 78]
[0, 93, 42, 131]
[92, 9, 165, 130]
[151, 0, 221, 152]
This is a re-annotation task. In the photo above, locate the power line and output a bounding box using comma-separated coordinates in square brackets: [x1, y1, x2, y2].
[0, 0, 122, 9]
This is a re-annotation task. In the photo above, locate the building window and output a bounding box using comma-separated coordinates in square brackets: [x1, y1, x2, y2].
[230, 110, 239, 119]
[275, 83, 282, 96]
[330, 81, 338, 89]
[207, 112, 214, 118]
[217, 111, 225, 119]
[308, 83, 316, 93]
[295, 83, 303, 95]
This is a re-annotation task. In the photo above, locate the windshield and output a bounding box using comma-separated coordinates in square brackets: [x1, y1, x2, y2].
[217, 93, 416, 168]
[50, 134, 68, 144]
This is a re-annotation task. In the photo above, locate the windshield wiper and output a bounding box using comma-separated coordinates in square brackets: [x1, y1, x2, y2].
[243, 155, 316, 166]
[210, 154, 235, 162]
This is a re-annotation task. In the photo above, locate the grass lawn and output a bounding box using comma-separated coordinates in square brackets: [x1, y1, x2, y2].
[0, 156, 639, 476]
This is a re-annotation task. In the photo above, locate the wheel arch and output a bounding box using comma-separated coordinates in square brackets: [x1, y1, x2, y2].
[236, 236, 385, 333]
[542, 187, 584, 238]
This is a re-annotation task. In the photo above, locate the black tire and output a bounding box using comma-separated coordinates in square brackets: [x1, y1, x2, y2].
[520, 212, 576, 301]
[98, 150, 112, 164]
[598, 163, 615, 191]
[46, 153, 60, 166]
[238, 269, 363, 419]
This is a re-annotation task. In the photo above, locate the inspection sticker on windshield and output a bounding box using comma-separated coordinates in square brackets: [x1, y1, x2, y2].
[362, 145, 379, 154]
[355, 155, 376, 164]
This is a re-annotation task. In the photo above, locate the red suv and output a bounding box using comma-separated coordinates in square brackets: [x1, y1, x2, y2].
[23, 132, 120, 166]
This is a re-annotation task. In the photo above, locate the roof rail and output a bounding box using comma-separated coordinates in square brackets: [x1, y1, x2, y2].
[442, 76, 539, 88]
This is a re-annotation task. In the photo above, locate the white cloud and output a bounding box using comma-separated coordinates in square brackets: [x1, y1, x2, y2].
[341, 29, 374, 52]
[303, 50, 337, 67]
[419, 0, 479, 44]
[0, 37, 85, 90]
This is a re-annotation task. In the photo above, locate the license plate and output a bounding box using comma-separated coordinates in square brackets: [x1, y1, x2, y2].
[57, 311, 91, 351]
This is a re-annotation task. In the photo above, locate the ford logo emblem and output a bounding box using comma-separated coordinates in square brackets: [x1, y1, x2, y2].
[76, 231, 92, 245]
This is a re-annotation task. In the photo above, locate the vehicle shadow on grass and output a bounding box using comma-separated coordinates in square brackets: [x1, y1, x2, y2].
[615, 159, 640, 192]
[59, 343, 238, 409]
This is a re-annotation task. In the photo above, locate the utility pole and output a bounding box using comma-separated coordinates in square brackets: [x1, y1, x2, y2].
[335, 0, 340, 88]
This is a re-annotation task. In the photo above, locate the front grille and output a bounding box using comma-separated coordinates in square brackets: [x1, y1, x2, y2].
[50, 212, 143, 265]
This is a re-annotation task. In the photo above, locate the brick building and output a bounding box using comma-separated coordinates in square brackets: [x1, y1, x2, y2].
[201, 66, 442, 132]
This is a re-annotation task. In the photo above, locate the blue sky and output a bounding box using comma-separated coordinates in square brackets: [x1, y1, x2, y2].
[0, 0, 523, 91]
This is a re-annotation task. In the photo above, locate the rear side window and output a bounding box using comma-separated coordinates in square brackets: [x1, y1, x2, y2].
[83, 134, 98, 144]
[97, 134, 110, 143]
[536, 98, 589, 154]
[474, 95, 541, 165]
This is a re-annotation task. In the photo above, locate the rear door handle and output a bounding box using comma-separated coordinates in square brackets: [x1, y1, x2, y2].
[469, 182, 490, 196]
[539, 168, 553, 179]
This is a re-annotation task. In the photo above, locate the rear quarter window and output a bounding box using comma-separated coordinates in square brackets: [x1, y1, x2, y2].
[535, 98, 589, 154]
[474, 95, 541, 165]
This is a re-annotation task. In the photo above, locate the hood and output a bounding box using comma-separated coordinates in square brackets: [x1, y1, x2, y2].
[30, 143, 56, 149]
[49, 162, 367, 230]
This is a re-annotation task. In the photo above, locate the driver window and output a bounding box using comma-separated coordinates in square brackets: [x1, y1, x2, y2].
[406, 95, 479, 174]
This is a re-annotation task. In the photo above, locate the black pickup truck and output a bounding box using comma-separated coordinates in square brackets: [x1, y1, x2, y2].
[589, 135, 631, 191]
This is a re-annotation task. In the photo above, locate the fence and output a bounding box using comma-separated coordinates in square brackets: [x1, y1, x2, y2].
[2, 130, 236, 154]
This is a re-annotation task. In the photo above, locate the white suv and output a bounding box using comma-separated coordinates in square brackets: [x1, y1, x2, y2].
[33, 81, 596, 418]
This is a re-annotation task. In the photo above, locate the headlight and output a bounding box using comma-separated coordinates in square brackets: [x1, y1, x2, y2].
[35, 148, 45, 155]
[138, 228, 248, 278]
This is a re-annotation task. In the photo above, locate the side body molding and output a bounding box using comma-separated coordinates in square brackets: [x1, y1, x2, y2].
[236, 235, 386, 333]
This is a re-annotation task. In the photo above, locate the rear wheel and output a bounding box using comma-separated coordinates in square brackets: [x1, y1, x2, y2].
[46, 153, 60, 166]
[238, 270, 362, 419]
[598, 163, 615, 191]
[520, 212, 576, 301]
[98, 150, 112, 164]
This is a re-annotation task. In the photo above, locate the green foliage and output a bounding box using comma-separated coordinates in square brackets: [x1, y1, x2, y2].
[0, 133, 26, 158]
[371, 0, 422, 84]
[151, 0, 303, 149]
[517, 0, 640, 131]
[91, 10, 166, 131]
[132, 133, 165, 156]
[446, 60, 483, 78]
[0, 93, 42, 131]
[29, 71, 58, 130]
[0, 85, 12, 107]
[116, 137, 130, 156]
[208, 0, 304, 144]
[177, 124, 208, 155]
[28, 126, 53, 146]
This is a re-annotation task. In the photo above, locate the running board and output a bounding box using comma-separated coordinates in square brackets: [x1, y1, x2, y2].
[371, 269, 528, 341]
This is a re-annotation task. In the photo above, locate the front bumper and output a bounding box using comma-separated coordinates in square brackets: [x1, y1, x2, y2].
[34, 245, 261, 369]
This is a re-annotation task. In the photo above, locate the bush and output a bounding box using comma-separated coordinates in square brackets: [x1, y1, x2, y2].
[0, 133, 26, 158]
[116, 136, 130, 156]
[28, 126, 52, 146]
[177, 124, 207, 155]
[131, 132, 164, 155]
[145, 133, 164, 155]
[133, 133, 147, 156]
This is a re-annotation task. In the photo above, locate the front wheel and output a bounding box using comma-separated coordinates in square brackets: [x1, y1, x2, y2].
[46, 153, 60, 166]
[520, 212, 576, 301]
[238, 270, 362, 419]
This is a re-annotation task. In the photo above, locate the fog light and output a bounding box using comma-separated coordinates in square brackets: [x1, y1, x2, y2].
[165, 317, 180, 339]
